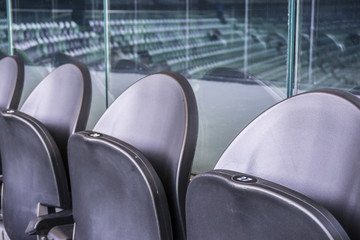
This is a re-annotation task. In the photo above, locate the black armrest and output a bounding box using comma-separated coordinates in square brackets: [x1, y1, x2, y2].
[0, 174, 3, 183]
[26, 209, 74, 236]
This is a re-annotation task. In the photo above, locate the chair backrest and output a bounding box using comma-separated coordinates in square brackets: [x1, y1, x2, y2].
[215, 89, 360, 239]
[0, 110, 70, 240]
[20, 62, 92, 169]
[0, 56, 24, 110]
[68, 131, 172, 240]
[186, 170, 349, 240]
[0, 62, 92, 239]
[93, 71, 198, 240]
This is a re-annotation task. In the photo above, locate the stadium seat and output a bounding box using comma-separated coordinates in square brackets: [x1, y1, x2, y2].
[187, 170, 349, 240]
[187, 89, 360, 239]
[59, 130, 172, 240]
[0, 62, 92, 240]
[27, 71, 198, 240]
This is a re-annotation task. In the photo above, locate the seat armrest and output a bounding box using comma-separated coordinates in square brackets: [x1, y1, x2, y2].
[26, 209, 74, 236]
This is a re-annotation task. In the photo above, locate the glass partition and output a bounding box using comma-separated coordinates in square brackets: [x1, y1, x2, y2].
[189, 1, 287, 173]
[246, 1, 288, 91]
[10, 0, 106, 128]
[105, 1, 287, 173]
[296, 0, 360, 94]
[5, 0, 360, 174]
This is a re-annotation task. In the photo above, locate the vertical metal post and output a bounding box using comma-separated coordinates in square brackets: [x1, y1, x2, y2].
[134, 0, 138, 69]
[103, 0, 110, 107]
[91, 0, 95, 19]
[186, 0, 189, 72]
[244, 0, 249, 75]
[6, 0, 13, 56]
[51, 0, 55, 19]
[293, 0, 301, 94]
[308, 0, 316, 84]
[286, 0, 296, 97]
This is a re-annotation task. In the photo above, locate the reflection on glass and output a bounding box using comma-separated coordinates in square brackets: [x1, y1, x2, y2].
[12, 10, 104, 70]
[105, 2, 289, 85]
[297, 0, 360, 92]
[245, 1, 288, 89]
[189, 2, 288, 173]
[10, 2, 106, 128]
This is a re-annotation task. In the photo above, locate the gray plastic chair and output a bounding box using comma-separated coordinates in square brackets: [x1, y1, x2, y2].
[187, 89, 360, 239]
[66, 131, 173, 239]
[0, 62, 91, 240]
[91, 71, 198, 240]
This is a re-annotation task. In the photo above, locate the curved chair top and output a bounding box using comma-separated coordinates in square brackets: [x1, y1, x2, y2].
[94, 71, 198, 240]
[0, 56, 24, 110]
[215, 89, 360, 239]
[186, 170, 349, 240]
[0, 110, 70, 240]
[68, 131, 172, 240]
[20, 62, 92, 161]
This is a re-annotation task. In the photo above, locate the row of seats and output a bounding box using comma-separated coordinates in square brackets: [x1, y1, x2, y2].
[0, 55, 359, 239]
[0, 55, 197, 240]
